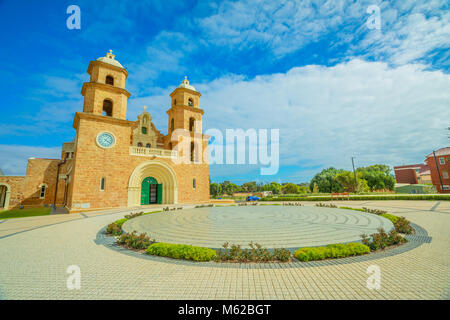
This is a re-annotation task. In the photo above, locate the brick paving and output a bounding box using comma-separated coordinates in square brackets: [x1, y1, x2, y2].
[0, 200, 448, 299]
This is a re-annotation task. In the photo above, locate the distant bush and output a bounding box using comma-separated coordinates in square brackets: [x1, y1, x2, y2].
[361, 207, 387, 215]
[262, 195, 450, 201]
[361, 228, 407, 251]
[146, 243, 217, 262]
[294, 243, 370, 262]
[216, 242, 292, 262]
[315, 203, 337, 208]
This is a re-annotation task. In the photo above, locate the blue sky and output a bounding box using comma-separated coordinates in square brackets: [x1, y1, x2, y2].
[0, 0, 449, 183]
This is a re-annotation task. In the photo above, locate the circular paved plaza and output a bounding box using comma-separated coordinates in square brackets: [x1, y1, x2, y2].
[0, 200, 448, 299]
[123, 206, 394, 248]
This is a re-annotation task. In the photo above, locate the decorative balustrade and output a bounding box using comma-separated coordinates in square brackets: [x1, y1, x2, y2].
[129, 146, 178, 158]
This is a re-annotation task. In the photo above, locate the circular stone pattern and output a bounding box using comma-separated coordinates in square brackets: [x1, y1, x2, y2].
[122, 206, 394, 249]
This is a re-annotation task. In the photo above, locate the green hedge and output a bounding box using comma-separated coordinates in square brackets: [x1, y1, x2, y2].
[146, 243, 217, 261]
[262, 195, 450, 201]
[294, 243, 370, 262]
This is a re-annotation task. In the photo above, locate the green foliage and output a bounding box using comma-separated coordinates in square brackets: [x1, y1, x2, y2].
[242, 181, 258, 192]
[117, 231, 152, 250]
[361, 228, 407, 251]
[294, 243, 370, 262]
[261, 194, 450, 201]
[361, 207, 387, 215]
[210, 183, 222, 197]
[216, 242, 292, 262]
[380, 213, 399, 223]
[356, 165, 396, 191]
[315, 202, 337, 208]
[221, 181, 241, 195]
[146, 243, 217, 261]
[106, 222, 122, 236]
[281, 183, 300, 194]
[124, 212, 143, 219]
[393, 217, 414, 234]
[262, 182, 282, 194]
[309, 167, 344, 193]
[0, 207, 51, 219]
[336, 171, 358, 192]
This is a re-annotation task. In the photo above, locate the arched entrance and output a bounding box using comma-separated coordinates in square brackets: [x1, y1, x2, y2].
[0, 183, 11, 210]
[128, 160, 178, 206]
[141, 177, 162, 205]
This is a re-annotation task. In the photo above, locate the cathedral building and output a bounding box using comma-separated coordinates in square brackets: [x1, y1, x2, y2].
[0, 51, 210, 212]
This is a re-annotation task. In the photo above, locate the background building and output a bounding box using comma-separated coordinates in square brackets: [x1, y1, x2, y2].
[425, 147, 450, 193]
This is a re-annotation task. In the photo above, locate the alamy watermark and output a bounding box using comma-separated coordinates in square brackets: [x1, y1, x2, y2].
[366, 5, 381, 30]
[366, 264, 381, 290]
[66, 265, 81, 290]
[66, 5, 81, 30]
[169, 122, 279, 175]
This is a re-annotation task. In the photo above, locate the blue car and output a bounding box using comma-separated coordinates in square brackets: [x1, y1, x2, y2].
[246, 196, 260, 201]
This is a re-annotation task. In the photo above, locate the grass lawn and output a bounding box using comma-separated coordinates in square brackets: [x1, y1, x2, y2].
[0, 207, 52, 219]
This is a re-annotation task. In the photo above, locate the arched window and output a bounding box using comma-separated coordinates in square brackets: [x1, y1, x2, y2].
[142, 127, 147, 134]
[193, 178, 196, 190]
[190, 142, 195, 162]
[173, 99, 177, 106]
[100, 177, 106, 191]
[168, 142, 172, 150]
[146, 143, 151, 148]
[170, 118, 174, 132]
[102, 99, 113, 117]
[106, 75, 114, 86]
[137, 142, 143, 147]
[189, 118, 195, 132]
[188, 98, 193, 106]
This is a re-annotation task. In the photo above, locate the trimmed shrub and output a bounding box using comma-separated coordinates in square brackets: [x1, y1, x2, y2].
[361, 228, 407, 251]
[294, 243, 370, 262]
[380, 213, 399, 224]
[106, 222, 122, 236]
[393, 217, 414, 234]
[124, 212, 144, 219]
[215, 242, 292, 262]
[315, 203, 337, 208]
[146, 243, 217, 262]
[117, 231, 152, 250]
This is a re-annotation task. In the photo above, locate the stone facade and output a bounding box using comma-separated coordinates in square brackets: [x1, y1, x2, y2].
[0, 51, 210, 212]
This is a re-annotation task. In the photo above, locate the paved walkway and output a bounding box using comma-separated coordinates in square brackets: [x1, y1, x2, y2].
[0, 200, 448, 299]
[123, 206, 394, 248]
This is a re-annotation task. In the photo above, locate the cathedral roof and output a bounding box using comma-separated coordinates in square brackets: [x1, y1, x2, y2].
[96, 50, 124, 69]
[178, 76, 197, 91]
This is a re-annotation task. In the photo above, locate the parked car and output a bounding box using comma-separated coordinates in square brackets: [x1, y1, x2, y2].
[246, 195, 260, 201]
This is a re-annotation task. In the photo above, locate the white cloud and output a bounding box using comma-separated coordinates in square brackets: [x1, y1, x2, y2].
[197, 59, 450, 180]
[0, 145, 61, 176]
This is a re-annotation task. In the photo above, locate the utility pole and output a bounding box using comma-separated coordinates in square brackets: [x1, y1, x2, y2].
[351, 157, 357, 192]
[433, 150, 444, 193]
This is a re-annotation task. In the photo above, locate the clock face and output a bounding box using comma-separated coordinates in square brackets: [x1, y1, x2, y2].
[97, 132, 115, 148]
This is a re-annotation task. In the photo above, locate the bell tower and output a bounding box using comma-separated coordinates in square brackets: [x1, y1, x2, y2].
[81, 50, 131, 120]
[167, 77, 203, 136]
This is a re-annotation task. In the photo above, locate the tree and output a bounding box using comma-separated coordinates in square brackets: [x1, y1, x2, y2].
[336, 171, 358, 192]
[210, 183, 222, 197]
[242, 181, 257, 192]
[356, 165, 395, 191]
[262, 182, 282, 194]
[309, 167, 344, 193]
[282, 183, 300, 194]
[221, 181, 241, 195]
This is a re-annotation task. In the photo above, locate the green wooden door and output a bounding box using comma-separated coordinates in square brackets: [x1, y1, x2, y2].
[157, 184, 163, 204]
[141, 177, 158, 205]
